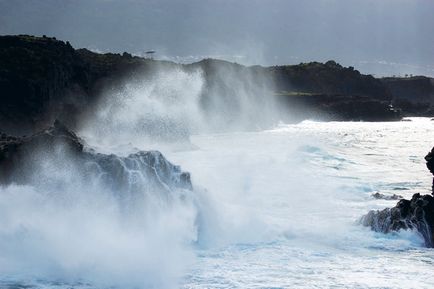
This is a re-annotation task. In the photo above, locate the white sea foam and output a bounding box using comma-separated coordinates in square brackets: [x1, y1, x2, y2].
[1, 119, 434, 288]
[0, 150, 199, 289]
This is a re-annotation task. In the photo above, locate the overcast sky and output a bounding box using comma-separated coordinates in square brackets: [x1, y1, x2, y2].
[1, 0, 433, 76]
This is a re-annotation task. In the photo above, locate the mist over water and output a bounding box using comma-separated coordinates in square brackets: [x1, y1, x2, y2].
[0, 142, 200, 288]
[0, 184, 197, 287]
[79, 66, 205, 147]
[78, 62, 278, 150]
[1, 63, 434, 288]
[0, 62, 281, 288]
[174, 119, 434, 288]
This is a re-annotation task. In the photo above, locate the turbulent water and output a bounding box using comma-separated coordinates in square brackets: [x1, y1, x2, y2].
[1, 118, 434, 288]
[169, 118, 434, 289]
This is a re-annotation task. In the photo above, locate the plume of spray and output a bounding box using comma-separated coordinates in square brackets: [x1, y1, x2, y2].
[79, 65, 205, 149]
[77, 59, 279, 150]
[0, 58, 288, 288]
[193, 59, 278, 132]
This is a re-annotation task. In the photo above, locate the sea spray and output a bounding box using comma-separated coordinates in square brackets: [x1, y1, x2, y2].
[0, 125, 200, 288]
[78, 60, 278, 149]
[0, 183, 198, 288]
[1, 119, 434, 288]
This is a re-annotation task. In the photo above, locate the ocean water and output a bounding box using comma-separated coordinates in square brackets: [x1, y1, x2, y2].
[1, 118, 434, 288]
[169, 117, 434, 289]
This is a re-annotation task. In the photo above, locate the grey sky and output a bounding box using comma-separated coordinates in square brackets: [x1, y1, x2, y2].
[1, 0, 433, 76]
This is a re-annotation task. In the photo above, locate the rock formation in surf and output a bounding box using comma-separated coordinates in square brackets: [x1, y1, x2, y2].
[362, 147, 434, 247]
[0, 120, 192, 194]
[426, 147, 434, 194]
[425, 147, 434, 175]
[371, 192, 402, 200]
[362, 193, 434, 247]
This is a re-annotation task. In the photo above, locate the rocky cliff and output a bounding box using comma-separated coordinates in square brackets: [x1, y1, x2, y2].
[0, 35, 169, 134]
[382, 76, 434, 116]
[3, 35, 433, 135]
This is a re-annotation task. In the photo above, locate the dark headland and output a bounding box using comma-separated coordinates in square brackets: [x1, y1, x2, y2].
[1, 35, 434, 135]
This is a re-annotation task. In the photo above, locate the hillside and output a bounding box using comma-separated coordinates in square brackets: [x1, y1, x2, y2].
[2, 35, 432, 134]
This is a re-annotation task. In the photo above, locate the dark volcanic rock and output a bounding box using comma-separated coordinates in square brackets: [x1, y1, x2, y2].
[361, 193, 434, 247]
[371, 192, 402, 200]
[362, 148, 434, 247]
[0, 35, 411, 133]
[0, 120, 84, 183]
[382, 76, 434, 116]
[272, 61, 392, 100]
[0, 35, 160, 134]
[425, 147, 434, 175]
[0, 35, 88, 133]
[426, 147, 434, 194]
[0, 121, 192, 193]
[269, 61, 402, 122]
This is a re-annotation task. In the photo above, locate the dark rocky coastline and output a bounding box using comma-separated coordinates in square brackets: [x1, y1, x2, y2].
[382, 76, 434, 116]
[362, 147, 434, 247]
[3, 35, 434, 135]
[362, 193, 434, 247]
[425, 147, 434, 175]
[426, 147, 434, 193]
[0, 120, 192, 193]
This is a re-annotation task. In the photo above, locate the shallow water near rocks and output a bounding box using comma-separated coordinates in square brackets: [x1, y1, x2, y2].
[1, 118, 434, 288]
[170, 117, 434, 288]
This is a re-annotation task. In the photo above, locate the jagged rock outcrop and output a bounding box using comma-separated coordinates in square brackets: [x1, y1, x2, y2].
[371, 192, 402, 200]
[361, 193, 434, 247]
[425, 147, 434, 175]
[426, 147, 434, 194]
[362, 147, 434, 247]
[0, 121, 192, 194]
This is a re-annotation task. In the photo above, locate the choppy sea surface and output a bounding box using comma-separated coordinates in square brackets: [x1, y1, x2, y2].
[1, 118, 434, 288]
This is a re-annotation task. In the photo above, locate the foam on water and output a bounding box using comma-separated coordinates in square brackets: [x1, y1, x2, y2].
[2, 109, 434, 288]
[0, 149, 199, 289]
[164, 118, 434, 288]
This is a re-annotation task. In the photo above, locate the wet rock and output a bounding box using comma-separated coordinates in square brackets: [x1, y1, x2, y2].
[361, 193, 434, 247]
[0, 121, 192, 193]
[425, 147, 434, 175]
[362, 148, 434, 247]
[426, 147, 434, 194]
[0, 35, 154, 134]
[371, 192, 403, 200]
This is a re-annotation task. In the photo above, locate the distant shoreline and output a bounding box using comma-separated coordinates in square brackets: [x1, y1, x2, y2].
[1, 34, 433, 135]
